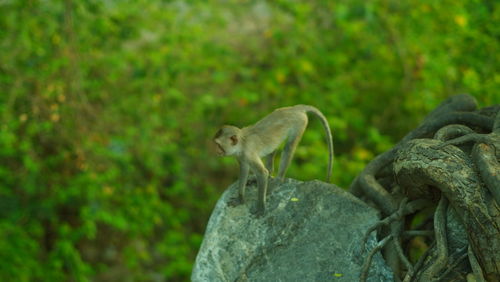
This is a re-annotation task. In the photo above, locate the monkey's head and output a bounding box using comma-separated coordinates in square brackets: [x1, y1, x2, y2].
[213, 125, 242, 156]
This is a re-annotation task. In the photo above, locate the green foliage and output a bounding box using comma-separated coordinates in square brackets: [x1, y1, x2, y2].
[0, 0, 497, 280]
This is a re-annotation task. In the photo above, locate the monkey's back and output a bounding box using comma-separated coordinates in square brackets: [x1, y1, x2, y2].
[243, 106, 308, 157]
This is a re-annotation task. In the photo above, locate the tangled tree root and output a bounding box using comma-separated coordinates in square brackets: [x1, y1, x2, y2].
[352, 94, 499, 282]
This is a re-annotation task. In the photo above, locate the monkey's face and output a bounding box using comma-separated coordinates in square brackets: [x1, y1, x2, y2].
[213, 126, 241, 156]
[213, 136, 239, 156]
[214, 139, 226, 156]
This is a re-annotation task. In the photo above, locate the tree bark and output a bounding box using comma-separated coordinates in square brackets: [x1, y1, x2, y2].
[354, 94, 499, 281]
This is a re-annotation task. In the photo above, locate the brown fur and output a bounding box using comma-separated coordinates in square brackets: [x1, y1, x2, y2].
[213, 105, 334, 215]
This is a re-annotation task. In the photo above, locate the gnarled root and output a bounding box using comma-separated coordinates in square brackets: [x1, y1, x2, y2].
[351, 95, 499, 281]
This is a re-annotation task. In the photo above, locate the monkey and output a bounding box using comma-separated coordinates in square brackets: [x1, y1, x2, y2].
[213, 104, 334, 215]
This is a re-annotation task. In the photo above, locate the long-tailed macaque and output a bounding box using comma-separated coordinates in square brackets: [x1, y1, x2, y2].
[213, 105, 334, 215]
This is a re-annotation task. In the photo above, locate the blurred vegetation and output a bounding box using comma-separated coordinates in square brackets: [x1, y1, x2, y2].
[0, 0, 498, 281]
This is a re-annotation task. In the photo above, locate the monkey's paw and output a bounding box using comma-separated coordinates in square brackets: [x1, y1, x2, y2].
[251, 205, 265, 218]
[228, 196, 243, 207]
[246, 176, 257, 186]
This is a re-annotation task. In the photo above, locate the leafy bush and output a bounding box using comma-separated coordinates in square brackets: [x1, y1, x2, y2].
[0, 0, 497, 280]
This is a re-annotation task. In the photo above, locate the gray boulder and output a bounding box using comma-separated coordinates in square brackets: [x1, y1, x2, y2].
[192, 178, 394, 282]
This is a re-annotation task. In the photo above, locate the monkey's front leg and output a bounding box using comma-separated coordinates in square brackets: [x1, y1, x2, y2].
[255, 170, 269, 216]
[265, 151, 276, 176]
[252, 159, 269, 216]
[228, 160, 249, 207]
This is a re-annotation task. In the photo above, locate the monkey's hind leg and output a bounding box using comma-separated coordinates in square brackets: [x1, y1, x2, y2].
[277, 123, 306, 181]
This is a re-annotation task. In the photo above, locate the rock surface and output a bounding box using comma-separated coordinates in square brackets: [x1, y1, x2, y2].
[192, 178, 394, 282]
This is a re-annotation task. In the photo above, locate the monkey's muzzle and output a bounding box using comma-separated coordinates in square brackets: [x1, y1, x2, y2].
[215, 144, 225, 156]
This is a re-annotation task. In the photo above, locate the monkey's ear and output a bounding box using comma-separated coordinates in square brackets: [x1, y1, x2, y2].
[230, 135, 238, 145]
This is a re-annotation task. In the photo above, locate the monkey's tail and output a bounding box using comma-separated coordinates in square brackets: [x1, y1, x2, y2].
[299, 105, 334, 182]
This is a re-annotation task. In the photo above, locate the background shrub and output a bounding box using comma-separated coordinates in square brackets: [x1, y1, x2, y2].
[0, 0, 497, 280]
